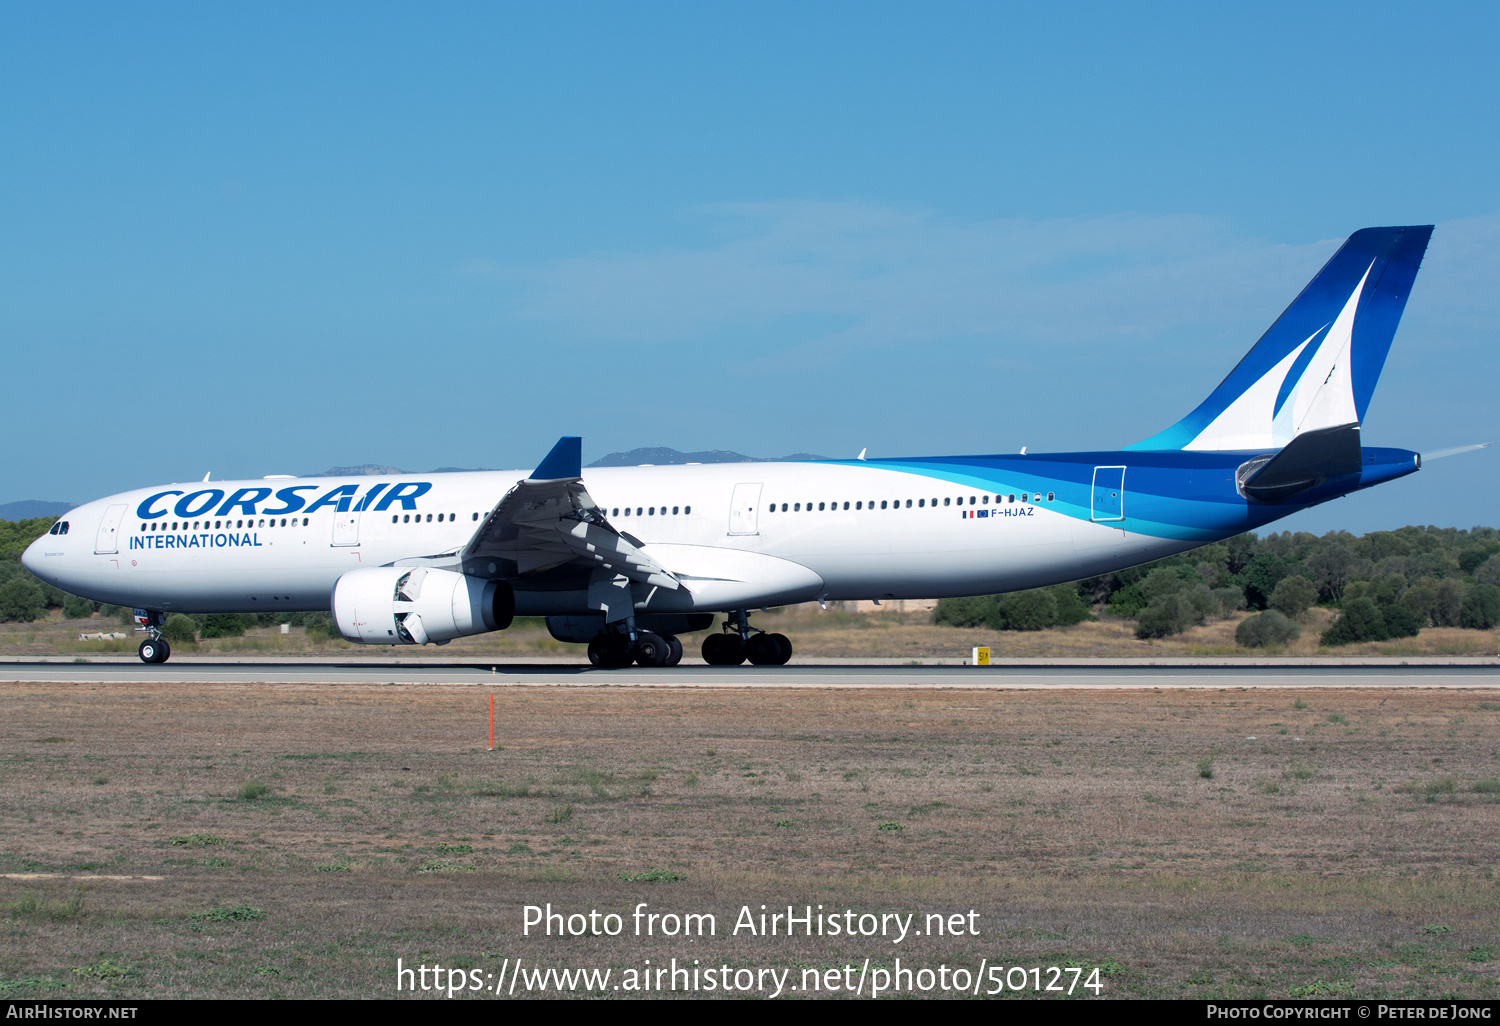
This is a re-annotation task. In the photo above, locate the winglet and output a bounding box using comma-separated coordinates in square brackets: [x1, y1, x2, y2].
[530, 436, 583, 480]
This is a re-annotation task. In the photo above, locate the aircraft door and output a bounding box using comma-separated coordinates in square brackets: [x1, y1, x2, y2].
[94, 504, 126, 554]
[1090, 466, 1126, 521]
[728, 483, 762, 536]
[332, 510, 361, 546]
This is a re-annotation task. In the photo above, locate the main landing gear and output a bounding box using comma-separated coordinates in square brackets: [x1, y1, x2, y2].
[587, 627, 684, 669]
[702, 610, 792, 666]
[133, 610, 171, 664]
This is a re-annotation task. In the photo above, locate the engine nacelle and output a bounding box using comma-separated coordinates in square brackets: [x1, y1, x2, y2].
[332, 567, 514, 645]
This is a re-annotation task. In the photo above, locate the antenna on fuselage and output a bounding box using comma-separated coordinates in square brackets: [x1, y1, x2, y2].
[856, 448, 867, 460]
[203, 471, 212, 482]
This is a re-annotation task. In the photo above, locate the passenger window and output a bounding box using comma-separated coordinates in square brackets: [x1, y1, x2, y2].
[648, 507, 655, 516]
[855, 501, 862, 510]
[673, 506, 679, 515]
[981, 495, 988, 505]
[881, 500, 888, 509]
[684, 506, 691, 515]
[943, 497, 950, 507]
[818, 502, 825, 511]
[302, 517, 309, 526]
[1008, 494, 1015, 503]
[1021, 493, 1028, 503]
[794, 503, 800, 511]
[403, 515, 410, 523]
[392, 515, 398, 523]
[970, 496, 977, 505]
[918, 499, 924, 507]
[636, 507, 642, 516]
[843, 501, 850, 510]
[472, 512, 479, 521]
[1047, 492, 1055, 502]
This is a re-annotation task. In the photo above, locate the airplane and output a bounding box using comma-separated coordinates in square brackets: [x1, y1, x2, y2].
[24, 225, 1436, 668]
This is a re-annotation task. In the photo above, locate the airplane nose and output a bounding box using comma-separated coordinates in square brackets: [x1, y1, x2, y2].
[21, 534, 42, 574]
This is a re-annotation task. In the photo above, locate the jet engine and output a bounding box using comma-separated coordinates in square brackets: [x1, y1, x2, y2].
[331, 567, 514, 645]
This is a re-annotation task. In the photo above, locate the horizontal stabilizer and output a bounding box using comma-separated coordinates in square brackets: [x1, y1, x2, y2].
[1236, 424, 1362, 504]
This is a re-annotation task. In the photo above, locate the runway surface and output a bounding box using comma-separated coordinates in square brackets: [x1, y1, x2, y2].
[2, 661, 1498, 688]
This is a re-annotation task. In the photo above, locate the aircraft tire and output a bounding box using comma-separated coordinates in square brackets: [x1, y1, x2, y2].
[633, 632, 670, 668]
[768, 633, 793, 665]
[587, 636, 608, 668]
[703, 633, 747, 666]
[138, 638, 169, 664]
[663, 635, 683, 667]
[745, 633, 782, 665]
[701, 633, 743, 665]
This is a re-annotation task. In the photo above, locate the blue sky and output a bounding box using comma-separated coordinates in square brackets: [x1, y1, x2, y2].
[3, 2, 1497, 534]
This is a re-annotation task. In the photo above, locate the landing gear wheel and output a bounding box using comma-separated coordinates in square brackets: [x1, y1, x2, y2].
[745, 633, 783, 665]
[702, 633, 746, 666]
[768, 633, 792, 665]
[138, 638, 169, 664]
[633, 632, 670, 668]
[588, 635, 635, 668]
[663, 635, 683, 667]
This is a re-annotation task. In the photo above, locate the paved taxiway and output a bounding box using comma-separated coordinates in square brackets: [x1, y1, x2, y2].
[1, 661, 1497, 688]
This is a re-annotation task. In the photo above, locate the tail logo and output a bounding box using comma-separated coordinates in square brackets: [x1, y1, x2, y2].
[1184, 260, 1372, 452]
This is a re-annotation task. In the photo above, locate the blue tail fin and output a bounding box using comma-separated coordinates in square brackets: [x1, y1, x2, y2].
[1128, 225, 1433, 452]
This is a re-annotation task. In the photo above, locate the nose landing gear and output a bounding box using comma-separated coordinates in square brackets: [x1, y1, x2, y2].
[133, 609, 171, 664]
[701, 610, 792, 666]
[138, 637, 170, 664]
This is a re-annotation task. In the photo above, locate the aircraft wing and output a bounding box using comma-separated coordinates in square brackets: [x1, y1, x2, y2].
[460, 437, 680, 589]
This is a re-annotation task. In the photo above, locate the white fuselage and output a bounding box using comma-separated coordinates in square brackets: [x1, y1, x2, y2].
[25, 462, 1189, 615]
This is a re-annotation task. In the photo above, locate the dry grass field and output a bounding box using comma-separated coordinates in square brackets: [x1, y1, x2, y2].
[6, 603, 1500, 661]
[2, 682, 1499, 999]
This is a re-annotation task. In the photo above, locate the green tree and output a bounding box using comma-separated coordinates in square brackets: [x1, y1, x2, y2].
[931, 596, 996, 628]
[1239, 553, 1291, 609]
[62, 594, 95, 619]
[1236, 609, 1300, 648]
[1049, 584, 1093, 626]
[1268, 576, 1317, 620]
[995, 589, 1057, 631]
[200, 614, 250, 638]
[1461, 584, 1500, 630]
[160, 614, 198, 643]
[1321, 597, 1387, 646]
[0, 577, 48, 622]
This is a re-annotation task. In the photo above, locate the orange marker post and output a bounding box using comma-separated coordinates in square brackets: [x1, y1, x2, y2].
[488, 693, 494, 751]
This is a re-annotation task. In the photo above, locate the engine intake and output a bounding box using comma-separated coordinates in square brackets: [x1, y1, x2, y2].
[332, 567, 514, 645]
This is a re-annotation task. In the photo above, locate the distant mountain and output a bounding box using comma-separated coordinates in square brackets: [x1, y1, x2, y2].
[316, 464, 407, 477]
[0, 500, 75, 520]
[587, 447, 828, 467]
